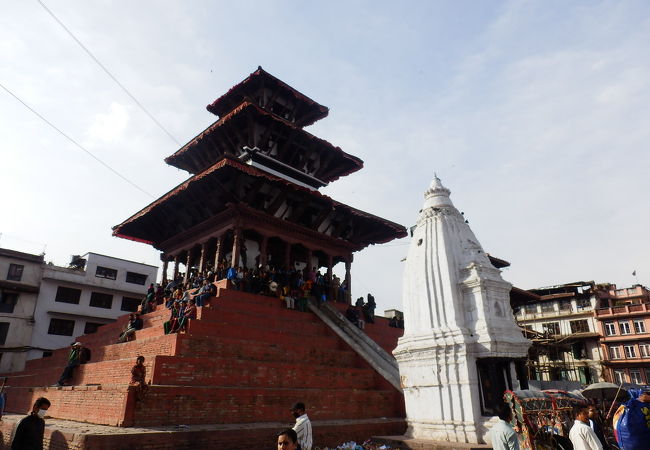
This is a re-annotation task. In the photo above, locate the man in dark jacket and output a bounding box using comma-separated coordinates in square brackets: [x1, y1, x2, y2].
[56, 342, 82, 386]
[11, 397, 50, 450]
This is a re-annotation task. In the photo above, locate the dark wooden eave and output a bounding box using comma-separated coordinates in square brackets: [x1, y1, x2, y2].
[112, 156, 407, 251]
[165, 101, 362, 181]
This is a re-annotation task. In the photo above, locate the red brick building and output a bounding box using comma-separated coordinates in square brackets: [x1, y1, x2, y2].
[595, 284, 650, 384]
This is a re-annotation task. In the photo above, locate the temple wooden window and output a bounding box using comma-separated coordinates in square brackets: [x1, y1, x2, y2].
[542, 322, 560, 335]
[55, 286, 81, 305]
[0, 291, 18, 314]
[6, 264, 24, 281]
[125, 271, 148, 285]
[48, 318, 75, 336]
[95, 266, 117, 280]
[89, 292, 113, 309]
[570, 319, 589, 333]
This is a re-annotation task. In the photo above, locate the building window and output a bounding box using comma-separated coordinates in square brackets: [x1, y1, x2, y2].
[634, 319, 646, 334]
[541, 302, 555, 313]
[609, 346, 622, 360]
[6, 264, 24, 281]
[542, 322, 560, 335]
[95, 266, 117, 280]
[605, 322, 617, 336]
[54, 286, 82, 304]
[89, 292, 113, 309]
[630, 370, 643, 384]
[613, 370, 626, 384]
[570, 320, 590, 333]
[559, 300, 572, 311]
[84, 322, 104, 334]
[620, 322, 632, 335]
[576, 298, 591, 310]
[624, 345, 637, 358]
[640, 343, 650, 358]
[47, 318, 75, 336]
[524, 304, 537, 314]
[0, 291, 19, 314]
[645, 369, 650, 384]
[125, 272, 148, 285]
[121, 296, 140, 312]
[0, 322, 9, 345]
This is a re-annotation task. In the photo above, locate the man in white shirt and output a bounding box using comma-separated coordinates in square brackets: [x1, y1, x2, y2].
[569, 405, 603, 450]
[489, 402, 520, 450]
[290, 402, 312, 450]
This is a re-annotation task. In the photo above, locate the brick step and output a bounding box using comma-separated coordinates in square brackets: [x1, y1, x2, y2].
[175, 335, 360, 367]
[185, 320, 345, 348]
[132, 385, 404, 426]
[199, 301, 323, 323]
[4, 385, 132, 426]
[11, 335, 179, 384]
[195, 309, 332, 336]
[209, 296, 313, 319]
[0, 414, 406, 450]
[150, 355, 377, 389]
[77, 311, 168, 347]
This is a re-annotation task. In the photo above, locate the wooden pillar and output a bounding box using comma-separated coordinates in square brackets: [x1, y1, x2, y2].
[326, 254, 333, 301]
[326, 255, 333, 280]
[306, 249, 313, 272]
[344, 255, 353, 304]
[259, 235, 268, 267]
[231, 228, 242, 268]
[198, 242, 207, 273]
[162, 257, 169, 285]
[173, 255, 180, 280]
[184, 250, 192, 284]
[214, 235, 223, 270]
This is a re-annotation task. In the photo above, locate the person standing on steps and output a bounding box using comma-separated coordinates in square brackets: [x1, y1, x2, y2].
[290, 402, 312, 450]
[11, 397, 50, 450]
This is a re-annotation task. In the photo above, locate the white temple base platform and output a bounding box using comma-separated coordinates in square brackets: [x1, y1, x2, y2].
[372, 435, 491, 450]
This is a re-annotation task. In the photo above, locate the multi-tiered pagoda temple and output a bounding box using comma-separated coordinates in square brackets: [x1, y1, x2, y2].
[113, 67, 407, 297]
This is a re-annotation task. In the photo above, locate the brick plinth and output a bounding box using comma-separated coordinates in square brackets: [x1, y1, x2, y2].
[1, 286, 405, 442]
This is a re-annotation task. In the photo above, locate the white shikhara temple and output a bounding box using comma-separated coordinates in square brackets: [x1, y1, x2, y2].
[394, 176, 531, 444]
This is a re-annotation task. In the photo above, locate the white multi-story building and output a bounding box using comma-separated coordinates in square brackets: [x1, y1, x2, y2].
[28, 252, 157, 361]
[512, 281, 604, 385]
[0, 248, 44, 372]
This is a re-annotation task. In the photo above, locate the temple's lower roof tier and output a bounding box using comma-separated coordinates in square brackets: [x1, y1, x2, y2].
[165, 101, 362, 182]
[112, 156, 406, 251]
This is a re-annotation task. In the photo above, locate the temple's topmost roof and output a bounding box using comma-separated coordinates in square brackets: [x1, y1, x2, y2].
[207, 67, 329, 128]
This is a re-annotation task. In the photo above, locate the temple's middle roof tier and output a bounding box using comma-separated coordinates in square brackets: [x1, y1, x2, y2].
[165, 101, 363, 183]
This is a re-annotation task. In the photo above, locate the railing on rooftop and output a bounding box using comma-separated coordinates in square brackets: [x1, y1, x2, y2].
[595, 303, 650, 316]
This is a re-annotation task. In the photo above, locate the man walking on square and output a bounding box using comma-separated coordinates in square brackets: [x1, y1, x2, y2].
[290, 402, 312, 450]
[569, 405, 603, 450]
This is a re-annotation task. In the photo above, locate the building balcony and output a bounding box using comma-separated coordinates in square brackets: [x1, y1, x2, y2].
[595, 303, 650, 317]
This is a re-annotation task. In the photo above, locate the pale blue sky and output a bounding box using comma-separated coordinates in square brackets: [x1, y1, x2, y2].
[2, 1, 649, 314]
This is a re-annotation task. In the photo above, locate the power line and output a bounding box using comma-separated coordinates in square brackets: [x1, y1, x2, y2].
[37, 0, 182, 147]
[0, 81, 154, 198]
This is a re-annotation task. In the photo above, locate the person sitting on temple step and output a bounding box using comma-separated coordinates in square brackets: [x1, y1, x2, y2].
[362, 293, 376, 324]
[193, 280, 215, 307]
[118, 312, 143, 343]
[55, 342, 83, 386]
[177, 299, 197, 332]
[129, 356, 148, 401]
[345, 305, 362, 329]
[163, 301, 181, 334]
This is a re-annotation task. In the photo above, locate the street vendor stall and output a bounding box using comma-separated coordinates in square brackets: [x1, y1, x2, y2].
[504, 389, 588, 450]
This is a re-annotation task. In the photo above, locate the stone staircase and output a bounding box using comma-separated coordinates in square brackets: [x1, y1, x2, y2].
[1, 286, 406, 448]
